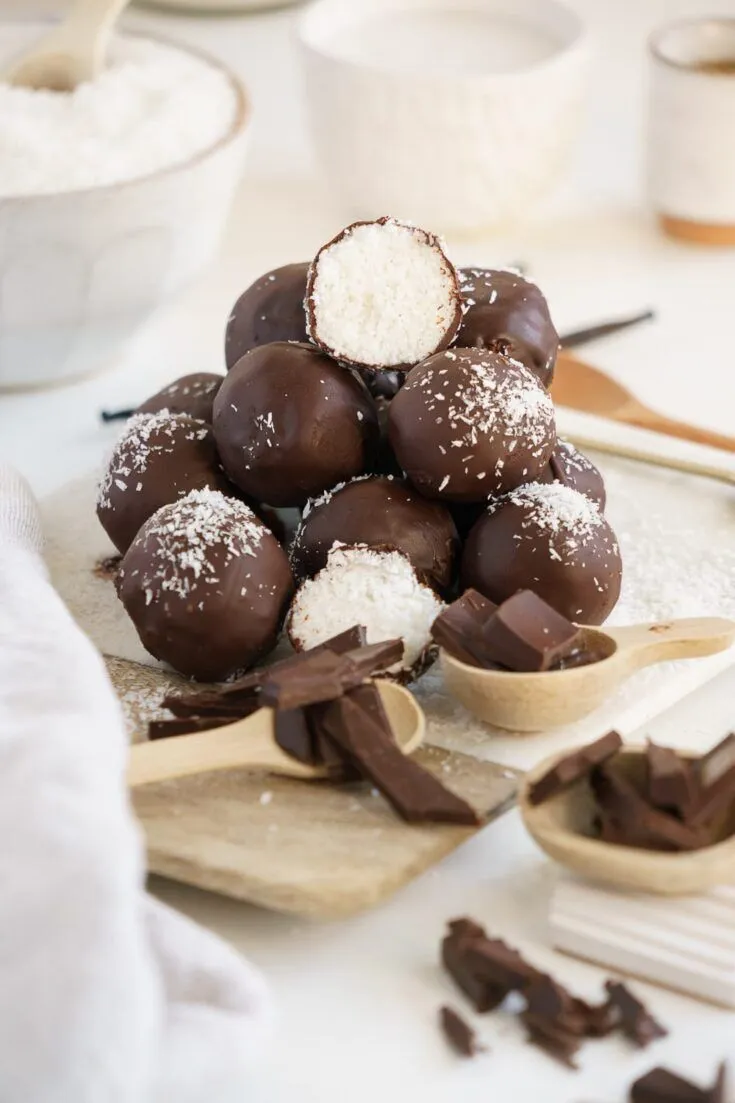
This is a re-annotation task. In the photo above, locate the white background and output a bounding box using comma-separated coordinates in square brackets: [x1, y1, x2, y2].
[1, 1, 735, 1099]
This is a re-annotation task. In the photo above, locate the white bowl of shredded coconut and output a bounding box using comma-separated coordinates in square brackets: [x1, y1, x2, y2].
[0, 23, 249, 390]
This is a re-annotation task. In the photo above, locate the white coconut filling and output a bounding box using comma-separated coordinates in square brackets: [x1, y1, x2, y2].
[309, 220, 458, 368]
[288, 544, 444, 674]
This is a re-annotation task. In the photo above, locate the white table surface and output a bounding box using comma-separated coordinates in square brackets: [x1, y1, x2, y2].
[2, 0, 735, 1099]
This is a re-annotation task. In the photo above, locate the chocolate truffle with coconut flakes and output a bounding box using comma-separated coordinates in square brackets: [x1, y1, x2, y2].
[388, 348, 556, 503]
[288, 545, 444, 682]
[539, 439, 606, 511]
[456, 268, 559, 389]
[97, 410, 234, 554]
[224, 262, 309, 370]
[116, 489, 293, 681]
[461, 483, 622, 625]
[135, 372, 224, 423]
[290, 476, 459, 592]
[213, 342, 379, 508]
[306, 217, 463, 371]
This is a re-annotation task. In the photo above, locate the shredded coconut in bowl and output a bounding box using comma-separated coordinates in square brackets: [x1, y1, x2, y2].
[0, 29, 239, 197]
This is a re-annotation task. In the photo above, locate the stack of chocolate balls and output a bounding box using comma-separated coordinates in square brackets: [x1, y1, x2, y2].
[98, 216, 622, 684]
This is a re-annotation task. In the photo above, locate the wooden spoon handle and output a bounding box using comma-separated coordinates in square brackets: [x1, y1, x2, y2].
[605, 617, 735, 672]
[621, 410, 735, 455]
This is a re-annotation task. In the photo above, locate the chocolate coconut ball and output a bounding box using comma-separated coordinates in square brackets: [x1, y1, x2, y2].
[117, 489, 293, 681]
[225, 262, 309, 370]
[291, 476, 459, 592]
[539, 439, 606, 511]
[97, 411, 233, 554]
[306, 218, 462, 371]
[461, 483, 622, 625]
[388, 348, 556, 503]
[288, 545, 444, 682]
[135, 373, 224, 423]
[456, 268, 559, 389]
[213, 342, 379, 508]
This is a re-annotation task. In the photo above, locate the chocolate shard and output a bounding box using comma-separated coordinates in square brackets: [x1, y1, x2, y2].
[690, 734, 735, 828]
[479, 590, 581, 673]
[439, 1005, 485, 1057]
[592, 766, 706, 852]
[315, 691, 480, 826]
[604, 982, 667, 1048]
[521, 1011, 581, 1069]
[630, 1065, 718, 1103]
[528, 731, 622, 806]
[645, 741, 697, 819]
[161, 691, 260, 719]
[274, 707, 316, 765]
[524, 975, 590, 1038]
[148, 716, 236, 740]
[441, 919, 507, 1012]
[431, 590, 499, 667]
[259, 649, 350, 710]
[339, 638, 405, 681]
[464, 937, 541, 995]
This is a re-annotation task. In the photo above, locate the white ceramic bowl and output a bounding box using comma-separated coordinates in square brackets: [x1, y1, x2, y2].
[297, 0, 589, 234]
[0, 28, 249, 391]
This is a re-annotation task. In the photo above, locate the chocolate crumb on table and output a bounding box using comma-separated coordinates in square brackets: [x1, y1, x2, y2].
[439, 1005, 485, 1058]
[630, 1062, 727, 1103]
[604, 982, 668, 1048]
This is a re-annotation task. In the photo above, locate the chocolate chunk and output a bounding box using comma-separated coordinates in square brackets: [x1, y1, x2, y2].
[592, 766, 705, 852]
[431, 590, 502, 668]
[464, 937, 541, 995]
[441, 919, 508, 1012]
[604, 982, 667, 1048]
[274, 708, 317, 765]
[148, 716, 236, 740]
[525, 975, 591, 1038]
[645, 741, 697, 818]
[480, 590, 581, 673]
[630, 1065, 726, 1103]
[260, 638, 404, 710]
[340, 639, 405, 681]
[528, 731, 622, 805]
[315, 692, 480, 826]
[521, 1011, 581, 1069]
[439, 1006, 485, 1057]
[162, 692, 260, 719]
[218, 625, 369, 699]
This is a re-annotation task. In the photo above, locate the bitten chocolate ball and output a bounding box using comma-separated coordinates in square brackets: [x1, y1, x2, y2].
[288, 545, 444, 682]
[461, 483, 622, 625]
[117, 489, 293, 681]
[539, 439, 606, 511]
[456, 268, 559, 388]
[225, 262, 309, 370]
[135, 373, 224, 423]
[306, 218, 463, 371]
[213, 342, 379, 508]
[290, 476, 459, 592]
[97, 411, 233, 554]
[388, 348, 556, 503]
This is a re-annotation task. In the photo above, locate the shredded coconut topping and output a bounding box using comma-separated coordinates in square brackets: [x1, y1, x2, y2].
[499, 482, 606, 545]
[120, 488, 265, 601]
[97, 410, 208, 509]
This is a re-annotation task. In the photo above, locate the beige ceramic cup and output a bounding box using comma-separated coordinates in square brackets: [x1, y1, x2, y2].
[648, 18, 735, 244]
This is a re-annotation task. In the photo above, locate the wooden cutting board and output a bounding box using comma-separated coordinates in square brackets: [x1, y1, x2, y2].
[110, 656, 519, 919]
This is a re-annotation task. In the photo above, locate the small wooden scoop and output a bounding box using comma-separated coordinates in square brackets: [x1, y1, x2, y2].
[6, 0, 129, 92]
[553, 351, 735, 455]
[520, 746, 735, 895]
[441, 617, 735, 733]
[128, 680, 424, 788]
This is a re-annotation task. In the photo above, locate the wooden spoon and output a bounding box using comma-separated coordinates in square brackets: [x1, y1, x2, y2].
[441, 617, 735, 733]
[6, 0, 130, 92]
[128, 680, 424, 788]
[520, 745, 735, 895]
[553, 351, 735, 455]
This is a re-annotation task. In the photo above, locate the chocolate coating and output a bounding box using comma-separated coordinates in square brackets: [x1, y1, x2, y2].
[117, 489, 293, 681]
[213, 342, 380, 508]
[461, 484, 622, 625]
[388, 348, 556, 503]
[136, 373, 224, 423]
[456, 268, 559, 388]
[225, 263, 309, 370]
[539, 439, 606, 511]
[97, 411, 233, 554]
[291, 476, 459, 592]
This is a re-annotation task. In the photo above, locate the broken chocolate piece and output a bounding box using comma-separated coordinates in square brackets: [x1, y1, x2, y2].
[148, 716, 236, 740]
[524, 975, 591, 1037]
[480, 590, 581, 673]
[260, 638, 404, 710]
[464, 937, 540, 996]
[646, 741, 697, 818]
[441, 919, 507, 1012]
[592, 767, 705, 852]
[528, 731, 622, 805]
[604, 982, 667, 1048]
[274, 707, 316, 765]
[439, 1006, 485, 1057]
[162, 692, 260, 719]
[316, 691, 480, 826]
[431, 590, 505, 668]
[630, 1064, 725, 1103]
[219, 625, 369, 699]
[521, 1011, 581, 1069]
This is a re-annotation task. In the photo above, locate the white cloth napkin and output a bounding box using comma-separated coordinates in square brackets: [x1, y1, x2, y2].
[0, 462, 273, 1103]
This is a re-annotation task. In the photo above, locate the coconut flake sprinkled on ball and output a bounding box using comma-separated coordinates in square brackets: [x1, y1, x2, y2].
[388, 348, 556, 502]
[306, 217, 463, 371]
[116, 488, 292, 681]
[287, 544, 445, 680]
